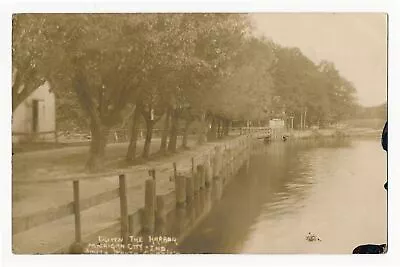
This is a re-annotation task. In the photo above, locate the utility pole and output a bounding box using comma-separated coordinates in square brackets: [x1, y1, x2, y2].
[290, 116, 294, 131]
[304, 107, 307, 129]
[300, 112, 303, 130]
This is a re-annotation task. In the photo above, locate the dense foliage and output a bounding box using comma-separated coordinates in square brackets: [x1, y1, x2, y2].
[13, 13, 360, 170]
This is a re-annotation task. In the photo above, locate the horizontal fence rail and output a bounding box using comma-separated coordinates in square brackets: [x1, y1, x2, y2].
[12, 181, 145, 235]
[13, 131, 57, 136]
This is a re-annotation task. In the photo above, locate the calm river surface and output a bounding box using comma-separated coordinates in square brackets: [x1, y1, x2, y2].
[178, 138, 387, 254]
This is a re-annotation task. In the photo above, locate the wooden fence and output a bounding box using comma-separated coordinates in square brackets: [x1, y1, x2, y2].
[12, 131, 260, 253]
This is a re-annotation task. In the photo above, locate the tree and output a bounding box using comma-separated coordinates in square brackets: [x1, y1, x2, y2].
[17, 14, 156, 170]
[205, 36, 275, 133]
[124, 13, 252, 153]
[139, 86, 166, 158]
[270, 45, 319, 128]
[178, 13, 252, 144]
[12, 15, 47, 112]
[121, 14, 199, 160]
[318, 60, 358, 123]
[268, 44, 358, 129]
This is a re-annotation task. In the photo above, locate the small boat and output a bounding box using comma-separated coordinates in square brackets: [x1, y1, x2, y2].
[263, 136, 271, 144]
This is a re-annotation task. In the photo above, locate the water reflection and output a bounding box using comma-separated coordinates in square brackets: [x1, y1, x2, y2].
[177, 138, 386, 254]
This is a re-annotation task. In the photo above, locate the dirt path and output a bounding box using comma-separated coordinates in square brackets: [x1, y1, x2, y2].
[13, 138, 166, 181]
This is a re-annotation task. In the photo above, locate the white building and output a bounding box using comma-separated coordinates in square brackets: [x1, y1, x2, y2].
[12, 81, 56, 143]
[269, 118, 285, 129]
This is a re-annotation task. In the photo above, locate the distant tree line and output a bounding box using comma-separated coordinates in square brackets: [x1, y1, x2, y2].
[13, 13, 359, 171]
[344, 102, 387, 129]
[354, 102, 387, 120]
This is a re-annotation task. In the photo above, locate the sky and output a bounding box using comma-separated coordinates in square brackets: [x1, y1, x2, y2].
[250, 13, 387, 107]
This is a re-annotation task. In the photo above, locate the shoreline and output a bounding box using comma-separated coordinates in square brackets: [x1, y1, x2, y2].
[286, 128, 382, 140]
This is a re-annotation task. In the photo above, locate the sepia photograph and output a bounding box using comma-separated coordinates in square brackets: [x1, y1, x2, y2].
[11, 12, 387, 255]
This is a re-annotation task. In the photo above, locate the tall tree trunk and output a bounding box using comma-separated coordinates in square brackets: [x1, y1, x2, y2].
[160, 108, 171, 154]
[142, 119, 154, 159]
[86, 120, 109, 171]
[72, 63, 108, 172]
[168, 108, 179, 153]
[181, 119, 191, 149]
[197, 111, 207, 145]
[126, 104, 142, 162]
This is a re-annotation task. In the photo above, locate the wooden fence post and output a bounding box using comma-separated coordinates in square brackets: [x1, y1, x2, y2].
[191, 157, 195, 176]
[227, 151, 232, 179]
[212, 177, 222, 201]
[209, 151, 214, 180]
[175, 175, 186, 208]
[144, 179, 156, 234]
[148, 168, 156, 208]
[204, 155, 211, 187]
[176, 205, 186, 236]
[155, 195, 167, 234]
[73, 180, 81, 243]
[69, 180, 84, 254]
[197, 165, 205, 189]
[186, 176, 194, 203]
[199, 186, 206, 215]
[156, 195, 165, 221]
[173, 162, 177, 181]
[128, 214, 134, 235]
[213, 146, 222, 179]
[193, 170, 199, 194]
[118, 174, 129, 251]
[73, 180, 82, 243]
[222, 149, 228, 182]
[231, 150, 235, 177]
